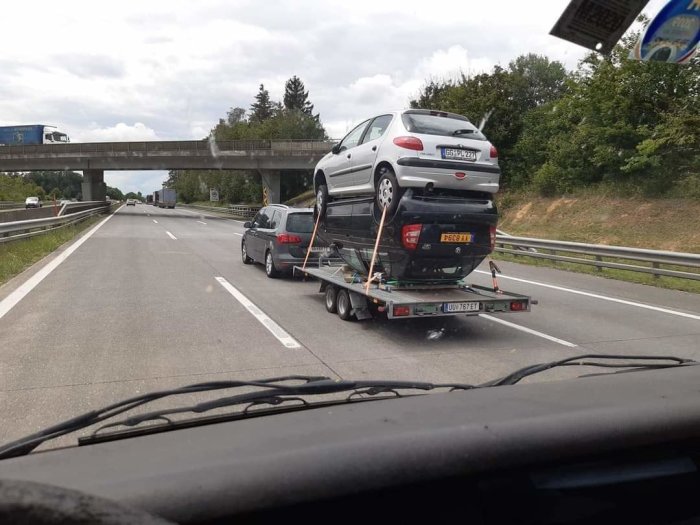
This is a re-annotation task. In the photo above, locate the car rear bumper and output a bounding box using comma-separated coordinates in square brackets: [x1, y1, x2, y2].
[395, 157, 500, 193]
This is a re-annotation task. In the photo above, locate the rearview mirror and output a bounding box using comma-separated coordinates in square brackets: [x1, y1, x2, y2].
[331, 144, 341, 154]
[243, 221, 252, 228]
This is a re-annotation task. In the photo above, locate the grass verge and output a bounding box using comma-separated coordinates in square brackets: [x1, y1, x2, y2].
[0, 215, 104, 286]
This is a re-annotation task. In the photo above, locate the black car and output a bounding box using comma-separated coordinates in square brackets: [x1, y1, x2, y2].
[241, 205, 328, 278]
[317, 189, 497, 284]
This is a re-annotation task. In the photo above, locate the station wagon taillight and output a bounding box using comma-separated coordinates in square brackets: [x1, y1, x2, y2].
[489, 225, 497, 251]
[277, 233, 302, 244]
[402, 224, 422, 250]
[393, 136, 424, 151]
[489, 145, 498, 158]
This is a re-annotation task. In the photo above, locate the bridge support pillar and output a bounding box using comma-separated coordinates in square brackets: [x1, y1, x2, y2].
[82, 169, 106, 201]
[259, 170, 281, 205]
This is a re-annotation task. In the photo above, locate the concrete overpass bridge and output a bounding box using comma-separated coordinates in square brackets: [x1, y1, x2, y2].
[0, 139, 334, 202]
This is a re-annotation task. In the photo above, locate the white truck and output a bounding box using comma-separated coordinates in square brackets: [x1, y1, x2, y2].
[155, 188, 176, 209]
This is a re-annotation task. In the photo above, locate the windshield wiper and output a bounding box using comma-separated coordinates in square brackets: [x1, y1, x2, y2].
[479, 354, 697, 387]
[0, 376, 472, 459]
[451, 129, 476, 136]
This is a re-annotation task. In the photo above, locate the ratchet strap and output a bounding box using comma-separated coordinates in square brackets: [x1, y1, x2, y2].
[302, 208, 323, 272]
[365, 205, 388, 294]
[488, 258, 502, 294]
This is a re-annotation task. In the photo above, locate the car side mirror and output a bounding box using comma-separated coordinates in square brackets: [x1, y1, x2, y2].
[331, 144, 341, 154]
[243, 221, 252, 228]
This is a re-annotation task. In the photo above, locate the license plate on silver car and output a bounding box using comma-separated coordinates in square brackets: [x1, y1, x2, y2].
[442, 148, 476, 161]
[443, 302, 479, 313]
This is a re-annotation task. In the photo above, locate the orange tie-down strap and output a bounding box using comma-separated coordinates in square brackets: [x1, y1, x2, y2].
[365, 205, 388, 295]
[302, 208, 323, 271]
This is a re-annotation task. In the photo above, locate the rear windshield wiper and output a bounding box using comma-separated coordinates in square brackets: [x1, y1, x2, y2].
[479, 354, 697, 387]
[451, 129, 476, 136]
[0, 376, 472, 459]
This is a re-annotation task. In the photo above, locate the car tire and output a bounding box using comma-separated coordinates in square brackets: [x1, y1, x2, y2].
[314, 183, 329, 221]
[376, 166, 402, 216]
[265, 250, 279, 278]
[241, 241, 253, 264]
[336, 289, 354, 321]
[324, 286, 338, 313]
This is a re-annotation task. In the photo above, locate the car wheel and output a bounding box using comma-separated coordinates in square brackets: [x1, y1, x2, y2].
[265, 250, 279, 278]
[336, 289, 354, 321]
[376, 166, 402, 215]
[324, 286, 338, 313]
[241, 241, 253, 265]
[314, 183, 329, 221]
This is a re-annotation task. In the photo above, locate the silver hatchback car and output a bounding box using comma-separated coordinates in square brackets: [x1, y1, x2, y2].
[314, 109, 500, 216]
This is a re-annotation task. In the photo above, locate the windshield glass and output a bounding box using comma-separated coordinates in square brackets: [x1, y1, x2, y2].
[0, 0, 698, 459]
[286, 213, 314, 233]
[401, 113, 487, 140]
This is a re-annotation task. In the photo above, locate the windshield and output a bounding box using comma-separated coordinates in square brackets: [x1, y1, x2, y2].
[401, 112, 487, 140]
[0, 0, 698, 458]
[286, 213, 314, 233]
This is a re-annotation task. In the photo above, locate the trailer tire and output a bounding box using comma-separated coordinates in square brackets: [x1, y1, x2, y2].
[336, 289, 354, 321]
[325, 286, 338, 313]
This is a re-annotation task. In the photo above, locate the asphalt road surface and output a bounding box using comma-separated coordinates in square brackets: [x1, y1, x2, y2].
[1, 204, 699, 446]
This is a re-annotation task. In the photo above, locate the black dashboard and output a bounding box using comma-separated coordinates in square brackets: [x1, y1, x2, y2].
[2, 366, 700, 524]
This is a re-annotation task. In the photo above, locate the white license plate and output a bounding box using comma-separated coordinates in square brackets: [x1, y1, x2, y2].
[307, 247, 327, 253]
[442, 148, 476, 161]
[443, 302, 479, 313]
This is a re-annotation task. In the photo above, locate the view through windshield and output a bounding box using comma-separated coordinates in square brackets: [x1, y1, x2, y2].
[0, 0, 698, 458]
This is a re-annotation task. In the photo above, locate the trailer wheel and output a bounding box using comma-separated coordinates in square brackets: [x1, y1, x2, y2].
[325, 286, 338, 313]
[336, 289, 354, 321]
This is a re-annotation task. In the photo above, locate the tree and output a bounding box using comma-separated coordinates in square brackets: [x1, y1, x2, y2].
[227, 107, 247, 125]
[283, 76, 314, 115]
[249, 84, 274, 123]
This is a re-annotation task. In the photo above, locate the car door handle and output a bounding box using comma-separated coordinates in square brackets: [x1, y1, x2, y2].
[372, 146, 377, 151]
[347, 154, 352, 159]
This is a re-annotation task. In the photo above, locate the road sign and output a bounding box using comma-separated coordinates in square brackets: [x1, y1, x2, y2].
[630, 0, 700, 63]
[210, 189, 219, 202]
[550, 0, 650, 54]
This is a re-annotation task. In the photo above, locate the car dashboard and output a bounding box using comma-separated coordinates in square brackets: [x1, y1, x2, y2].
[2, 366, 700, 524]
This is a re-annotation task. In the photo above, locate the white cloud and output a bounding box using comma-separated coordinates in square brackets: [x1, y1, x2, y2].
[104, 170, 168, 196]
[78, 123, 159, 142]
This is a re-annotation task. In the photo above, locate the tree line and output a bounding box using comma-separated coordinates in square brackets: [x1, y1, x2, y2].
[167, 76, 327, 204]
[0, 171, 125, 202]
[411, 24, 699, 198]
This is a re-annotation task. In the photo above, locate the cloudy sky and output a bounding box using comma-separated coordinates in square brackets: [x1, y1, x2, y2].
[0, 0, 666, 195]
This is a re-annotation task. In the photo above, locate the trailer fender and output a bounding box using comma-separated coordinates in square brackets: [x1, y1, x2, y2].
[349, 292, 372, 321]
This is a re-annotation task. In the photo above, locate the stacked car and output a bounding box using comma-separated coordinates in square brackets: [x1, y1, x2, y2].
[312, 109, 500, 283]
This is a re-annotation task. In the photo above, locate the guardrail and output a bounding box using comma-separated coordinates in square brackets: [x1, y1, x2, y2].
[0, 201, 24, 210]
[0, 139, 338, 157]
[0, 203, 114, 244]
[495, 234, 700, 281]
[179, 203, 261, 219]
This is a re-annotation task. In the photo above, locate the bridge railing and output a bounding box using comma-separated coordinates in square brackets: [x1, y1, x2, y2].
[0, 139, 338, 156]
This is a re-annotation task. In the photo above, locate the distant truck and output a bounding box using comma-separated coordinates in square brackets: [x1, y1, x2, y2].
[0, 125, 70, 146]
[146, 195, 154, 205]
[155, 188, 176, 209]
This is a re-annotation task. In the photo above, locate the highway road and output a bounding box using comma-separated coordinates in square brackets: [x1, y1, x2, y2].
[1, 204, 699, 447]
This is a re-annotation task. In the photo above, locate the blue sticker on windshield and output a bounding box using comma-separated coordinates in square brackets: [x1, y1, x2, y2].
[631, 0, 700, 63]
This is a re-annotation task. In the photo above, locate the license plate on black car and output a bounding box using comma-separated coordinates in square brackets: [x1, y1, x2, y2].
[442, 148, 476, 161]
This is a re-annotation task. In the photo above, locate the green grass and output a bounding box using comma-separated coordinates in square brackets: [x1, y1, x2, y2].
[0, 215, 104, 286]
[492, 251, 700, 294]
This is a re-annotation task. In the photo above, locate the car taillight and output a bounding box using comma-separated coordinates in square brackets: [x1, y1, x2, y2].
[489, 145, 498, 158]
[489, 225, 497, 252]
[277, 233, 302, 244]
[402, 224, 422, 250]
[393, 136, 423, 151]
[393, 306, 411, 317]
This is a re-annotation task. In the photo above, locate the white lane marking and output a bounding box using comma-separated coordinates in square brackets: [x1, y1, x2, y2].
[215, 276, 301, 349]
[478, 314, 578, 347]
[232, 232, 243, 237]
[152, 219, 158, 224]
[474, 270, 700, 321]
[166, 231, 177, 240]
[0, 210, 119, 321]
[196, 220, 207, 225]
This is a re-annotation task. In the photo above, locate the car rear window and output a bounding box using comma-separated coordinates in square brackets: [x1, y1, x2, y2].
[401, 113, 487, 141]
[285, 213, 314, 233]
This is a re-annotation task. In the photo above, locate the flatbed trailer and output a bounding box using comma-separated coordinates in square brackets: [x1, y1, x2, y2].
[295, 263, 533, 321]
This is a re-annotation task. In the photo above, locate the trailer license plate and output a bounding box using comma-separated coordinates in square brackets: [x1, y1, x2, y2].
[440, 232, 472, 243]
[443, 302, 479, 313]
